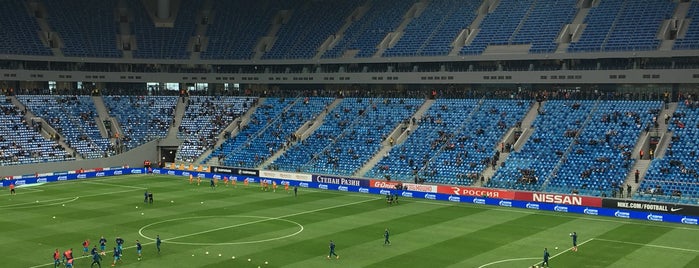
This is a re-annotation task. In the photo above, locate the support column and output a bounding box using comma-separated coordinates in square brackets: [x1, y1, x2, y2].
[157, 0, 170, 19]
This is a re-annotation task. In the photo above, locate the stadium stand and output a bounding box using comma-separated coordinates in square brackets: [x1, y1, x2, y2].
[263, 0, 360, 59]
[569, 0, 675, 52]
[103, 95, 177, 150]
[546, 100, 661, 196]
[175, 96, 255, 162]
[323, 0, 413, 58]
[128, 0, 200, 59]
[0, 101, 73, 165]
[674, 1, 699, 50]
[0, 0, 52, 56]
[43, 0, 122, 58]
[640, 100, 699, 203]
[460, 0, 535, 55]
[201, 0, 295, 60]
[288, 98, 422, 176]
[384, 0, 480, 57]
[17, 95, 113, 159]
[210, 97, 331, 168]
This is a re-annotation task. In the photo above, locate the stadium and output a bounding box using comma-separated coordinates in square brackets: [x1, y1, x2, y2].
[1, 0, 699, 267]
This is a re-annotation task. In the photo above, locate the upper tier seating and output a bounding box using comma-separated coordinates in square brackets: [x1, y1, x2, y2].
[128, 0, 200, 59]
[0, 0, 52, 56]
[262, 0, 360, 59]
[103, 95, 177, 150]
[569, 0, 675, 52]
[17, 95, 113, 159]
[384, 0, 480, 57]
[175, 96, 255, 162]
[674, 1, 699, 50]
[640, 100, 699, 203]
[0, 101, 73, 165]
[43, 0, 122, 58]
[201, 0, 296, 60]
[323, 0, 413, 58]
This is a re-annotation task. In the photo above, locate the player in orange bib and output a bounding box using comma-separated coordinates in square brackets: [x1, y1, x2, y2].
[189, 174, 193, 184]
[223, 176, 229, 186]
[231, 177, 237, 188]
[284, 182, 290, 193]
[197, 176, 201, 186]
[272, 181, 277, 192]
[243, 178, 249, 187]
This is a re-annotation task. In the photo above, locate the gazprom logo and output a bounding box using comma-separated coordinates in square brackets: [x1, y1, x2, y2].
[499, 200, 512, 207]
[114, 170, 123, 175]
[77, 174, 87, 179]
[379, 189, 391, 195]
[153, 169, 161, 174]
[167, 170, 175, 175]
[402, 191, 413, 198]
[681, 217, 698, 225]
[424, 194, 436, 200]
[614, 211, 630, 218]
[583, 208, 598, 215]
[473, 198, 486, 205]
[318, 184, 329, 190]
[338, 186, 349, 191]
[183, 172, 190, 176]
[131, 169, 142, 174]
[554, 205, 568, 212]
[37, 178, 47, 183]
[96, 172, 105, 177]
[526, 203, 540, 210]
[647, 214, 663, 222]
[299, 182, 309, 188]
[448, 196, 461, 202]
[57, 176, 68, 181]
[359, 187, 369, 193]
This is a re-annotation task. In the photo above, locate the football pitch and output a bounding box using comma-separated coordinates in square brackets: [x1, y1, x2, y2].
[1, 174, 698, 268]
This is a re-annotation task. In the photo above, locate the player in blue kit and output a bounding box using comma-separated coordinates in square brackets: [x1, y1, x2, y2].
[99, 236, 107, 255]
[327, 240, 339, 259]
[571, 231, 578, 252]
[115, 237, 124, 256]
[384, 228, 391, 245]
[136, 240, 142, 260]
[542, 248, 550, 267]
[111, 247, 122, 266]
[156, 235, 161, 254]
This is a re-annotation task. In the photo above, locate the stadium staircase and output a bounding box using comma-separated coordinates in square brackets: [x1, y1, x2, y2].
[117, 0, 135, 59]
[160, 96, 188, 143]
[252, 10, 291, 60]
[28, 0, 62, 56]
[8, 96, 80, 159]
[478, 100, 539, 186]
[625, 102, 678, 198]
[355, 98, 435, 177]
[259, 98, 343, 169]
[555, 0, 592, 53]
[314, 0, 373, 59]
[91, 96, 112, 139]
[373, 0, 429, 58]
[658, 1, 692, 51]
[200, 98, 264, 165]
[540, 99, 602, 191]
[449, 0, 493, 56]
[188, 0, 213, 60]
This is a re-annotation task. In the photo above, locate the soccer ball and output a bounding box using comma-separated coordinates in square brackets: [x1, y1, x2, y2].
[205, 252, 209, 255]
[555, 247, 558, 250]
[265, 261, 268, 264]
[569, 233, 572, 236]
[248, 258, 251, 262]
[218, 254, 222, 257]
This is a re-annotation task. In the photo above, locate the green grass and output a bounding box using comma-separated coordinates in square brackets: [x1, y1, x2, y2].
[1, 174, 698, 268]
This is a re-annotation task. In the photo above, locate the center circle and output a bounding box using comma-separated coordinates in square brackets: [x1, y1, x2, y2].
[138, 215, 304, 245]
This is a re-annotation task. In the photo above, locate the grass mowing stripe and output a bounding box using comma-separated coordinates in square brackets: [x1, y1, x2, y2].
[593, 238, 699, 253]
[254, 204, 488, 267]
[553, 223, 673, 267]
[684, 254, 699, 268]
[26, 194, 379, 268]
[364, 213, 576, 268]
